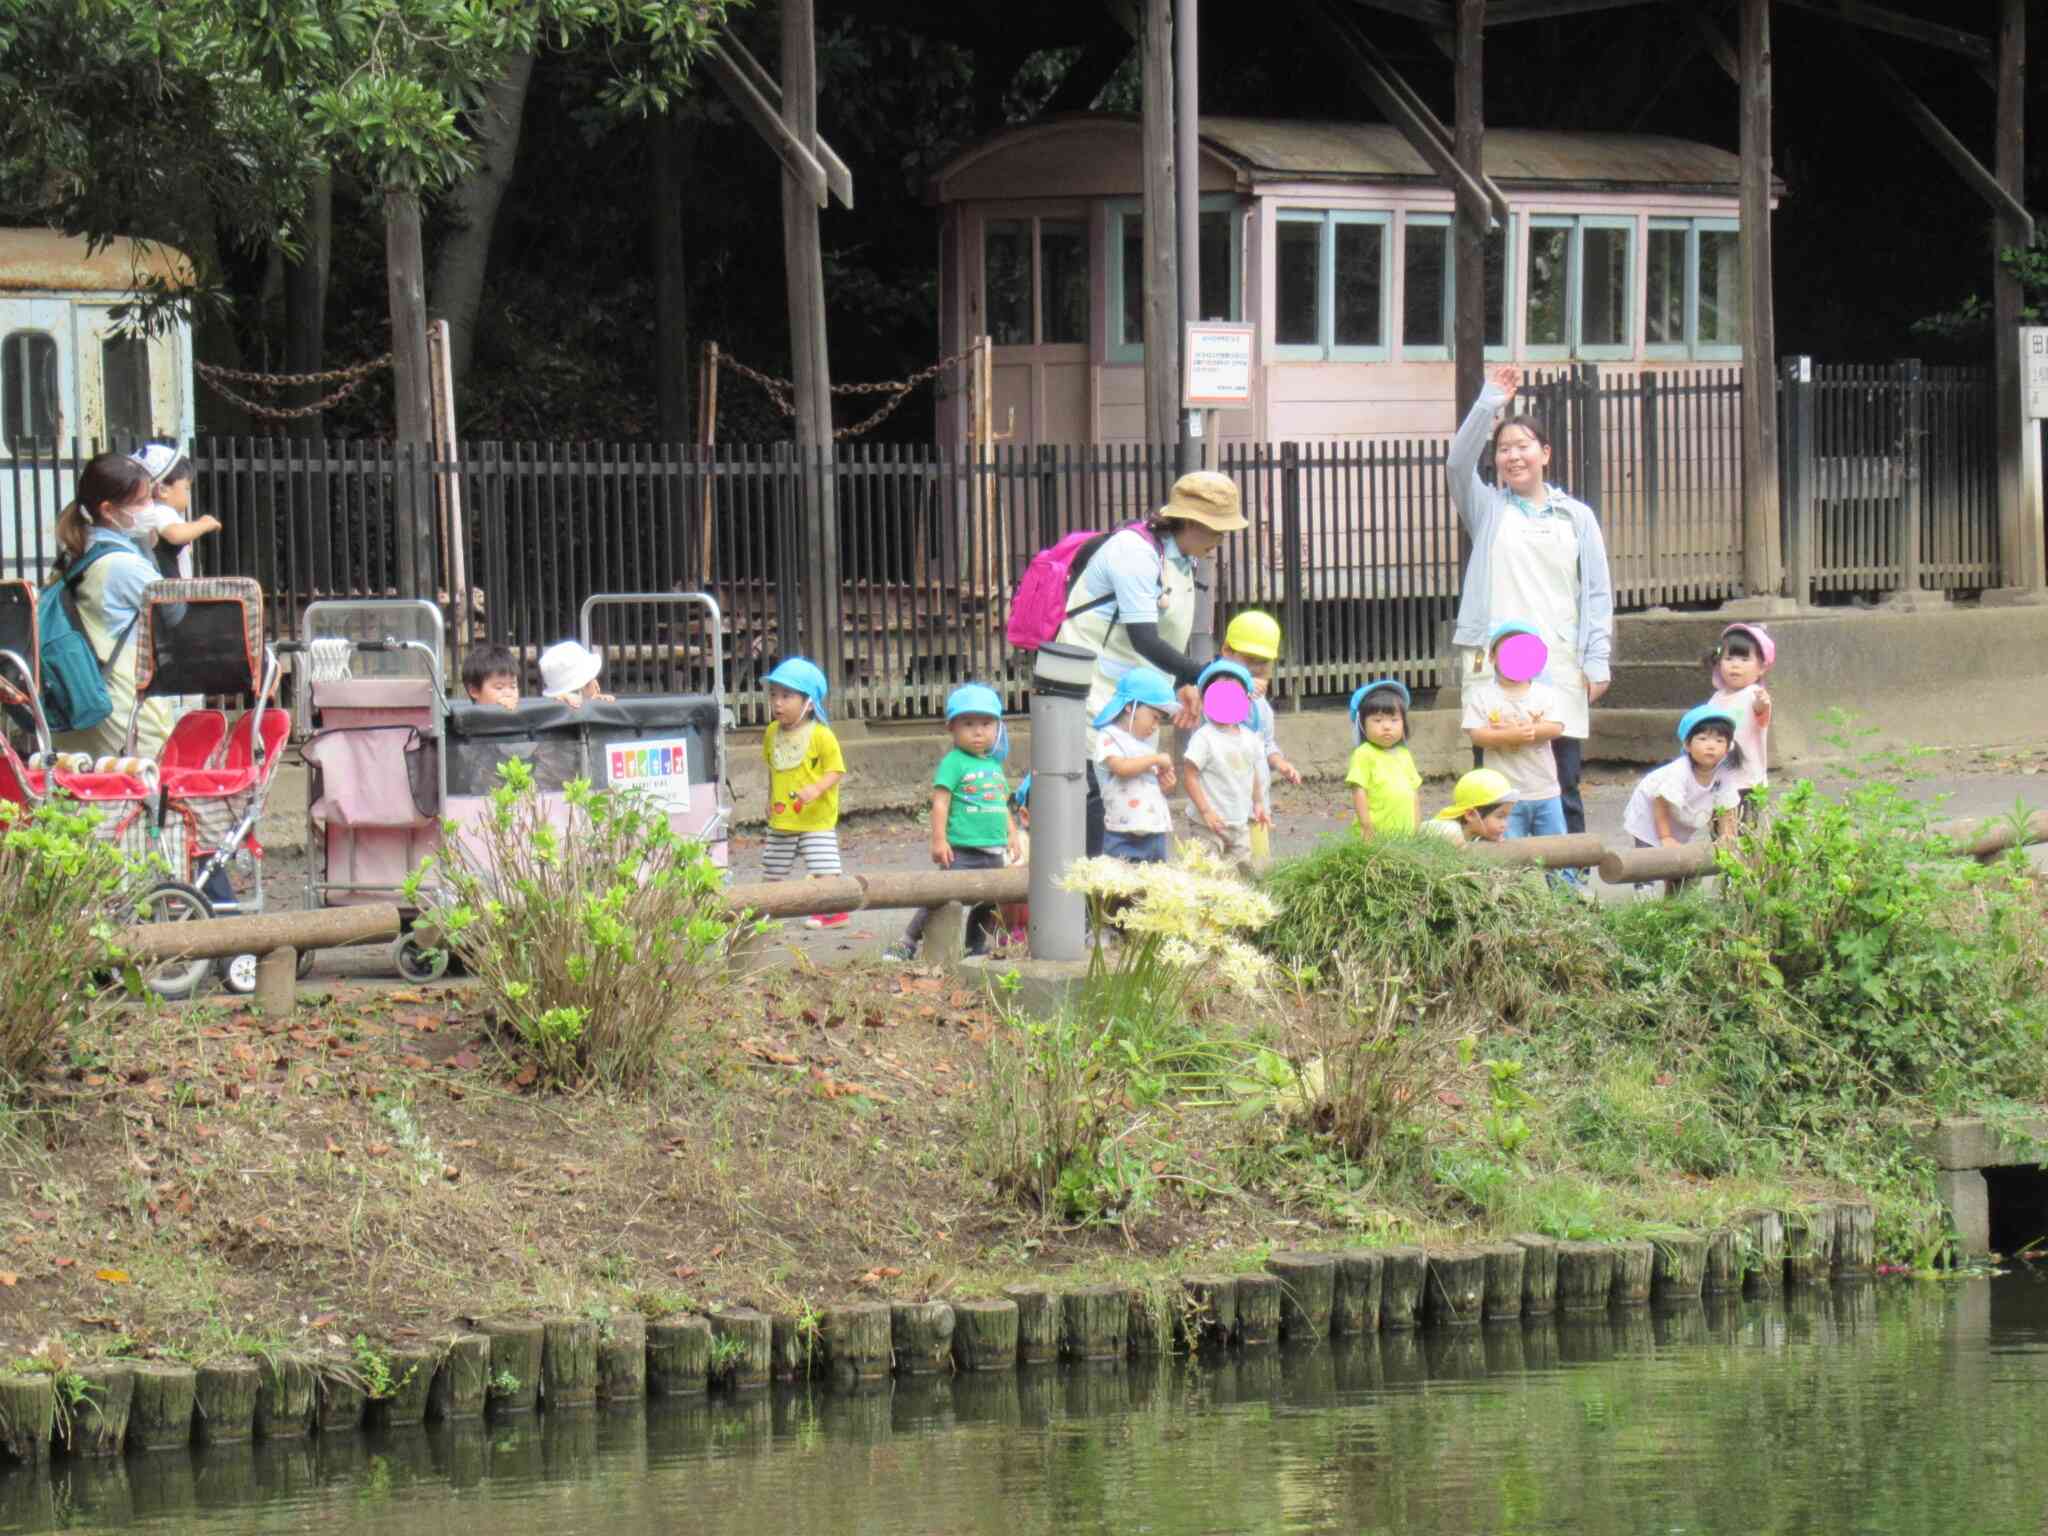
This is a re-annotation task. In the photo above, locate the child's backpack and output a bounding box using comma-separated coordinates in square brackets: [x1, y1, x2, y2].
[1005, 520, 1160, 651]
[36, 544, 140, 735]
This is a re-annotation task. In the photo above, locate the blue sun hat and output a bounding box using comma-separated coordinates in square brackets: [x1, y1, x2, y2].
[1348, 677, 1412, 741]
[765, 657, 830, 723]
[946, 682, 1010, 761]
[1677, 702, 1740, 746]
[1090, 666, 1177, 729]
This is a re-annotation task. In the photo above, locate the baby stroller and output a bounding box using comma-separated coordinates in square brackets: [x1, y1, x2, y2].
[0, 577, 282, 999]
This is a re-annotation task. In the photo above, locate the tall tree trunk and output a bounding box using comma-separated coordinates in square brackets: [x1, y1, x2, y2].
[651, 110, 691, 445]
[428, 50, 536, 392]
[387, 189, 436, 599]
[283, 171, 332, 439]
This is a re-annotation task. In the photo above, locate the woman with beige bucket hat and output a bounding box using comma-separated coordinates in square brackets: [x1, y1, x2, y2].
[1053, 469, 1251, 857]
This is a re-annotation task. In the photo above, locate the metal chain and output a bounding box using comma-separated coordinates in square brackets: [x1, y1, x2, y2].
[194, 353, 394, 421]
[721, 343, 980, 441]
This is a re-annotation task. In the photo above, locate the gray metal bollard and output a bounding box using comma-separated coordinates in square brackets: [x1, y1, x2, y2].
[1028, 641, 1095, 963]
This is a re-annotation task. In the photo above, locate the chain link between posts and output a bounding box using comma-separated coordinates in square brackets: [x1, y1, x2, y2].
[721, 343, 980, 440]
[194, 354, 394, 420]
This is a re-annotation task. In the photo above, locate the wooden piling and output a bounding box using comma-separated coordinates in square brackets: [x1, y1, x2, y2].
[1611, 1240, 1655, 1306]
[1378, 1247, 1427, 1331]
[1702, 1228, 1741, 1293]
[253, 946, 297, 1019]
[1478, 1243, 1525, 1321]
[1001, 1286, 1060, 1365]
[1740, 1209, 1786, 1295]
[0, 1374, 55, 1464]
[819, 1303, 893, 1383]
[1651, 1234, 1709, 1302]
[1265, 1252, 1337, 1341]
[1332, 1253, 1383, 1336]
[1059, 1286, 1129, 1361]
[192, 1360, 260, 1444]
[769, 1314, 811, 1383]
[378, 1343, 441, 1426]
[709, 1309, 773, 1391]
[1783, 1205, 1835, 1286]
[1510, 1234, 1559, 1316]
[480, 1320, 543, 1414]
[1233, 1272, 1282, 1346]
[950, 1299, 1019, 1372]
[1832, 1201, 1876, 1277]
[891, 1302, 956, 1374]
[1424, 1247, 1488, 1326]
[1554, 1242, 1615, 1313]
[645, 1317, 713, 1396]
[541, 1317, 599, 1408]
[1126, 1288, 1172, 1358]
[315, 1359, 367, 1433]
[596, 1315, 646, 1403]
[1179, 1275, 1238, 1350]
[427, 1334, 490, 1420]
[126, 1362, 196, 1452]
[59, 1363, 133, 1457]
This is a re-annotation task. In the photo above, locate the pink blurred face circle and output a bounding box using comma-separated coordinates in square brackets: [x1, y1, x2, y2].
[1495, 632, 1549, 683]
[1202, 678, 1251, 726]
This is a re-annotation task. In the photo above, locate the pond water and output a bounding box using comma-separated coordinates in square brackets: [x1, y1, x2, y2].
[5, 1274, 2048, 1535]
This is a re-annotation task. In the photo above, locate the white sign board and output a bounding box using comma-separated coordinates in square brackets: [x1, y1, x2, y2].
[2025, 327, 2048, 420]
[1183, 323, 1256, 411]
[607, 736, 694, 810]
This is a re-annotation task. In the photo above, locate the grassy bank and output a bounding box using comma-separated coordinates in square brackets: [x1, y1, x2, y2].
[0, 767, 2043, 1374]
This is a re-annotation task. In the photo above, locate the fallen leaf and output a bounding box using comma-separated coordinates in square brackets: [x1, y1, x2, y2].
[54, 1257, 76, 1269]
[406, 1015, 441, 1033]
[387, 991, 424, 1004]
[448, 1050, 481, 1071]
[671, 1266, 698, 1280]
[451, 1138, 479, 1150]
[708, 1244, 725, 1259]
[174, 1191, 193, 1217]
[325, 1139, 344, 1156]
[398, 1054, 432, 1071]
[0, 1272, 15, 1287]
[309, 1312, 337, 1328]
[1436, 1090, 1466, 1109]
[94, 1269, 131, 1285]
[878, 1265, 901, 1278]
[365, 1142, 392, 1158]
[442, 1165, 461, 1181]
[512, 1065, 538, 1088]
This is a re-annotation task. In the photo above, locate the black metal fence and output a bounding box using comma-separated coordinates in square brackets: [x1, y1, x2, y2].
[0, 359, 2003, 726]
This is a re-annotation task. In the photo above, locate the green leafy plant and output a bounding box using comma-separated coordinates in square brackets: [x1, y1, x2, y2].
[488, 1368, 522, 1398]
[707, 1333, 747, 1384]
[408, 760, 739, 1090]
[0, 797, 133, 1086]
[349, 1336, 414, 1402]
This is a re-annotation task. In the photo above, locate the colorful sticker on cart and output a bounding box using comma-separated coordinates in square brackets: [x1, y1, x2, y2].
[608, 737, 693, 808]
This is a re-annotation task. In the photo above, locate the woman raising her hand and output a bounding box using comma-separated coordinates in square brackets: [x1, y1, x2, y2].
[1446, 364, 1614, 836]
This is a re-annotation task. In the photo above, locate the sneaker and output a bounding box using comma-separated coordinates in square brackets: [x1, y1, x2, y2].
[804, 912, 850, 929]
[883, 940, 918, 962]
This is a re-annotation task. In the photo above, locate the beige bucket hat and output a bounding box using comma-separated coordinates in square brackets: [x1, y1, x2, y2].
[1159, 470, 1248, 532]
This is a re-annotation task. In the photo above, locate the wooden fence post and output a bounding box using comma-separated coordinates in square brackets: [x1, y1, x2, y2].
[1280, 441, 1304, 698]
[1576, 363, 1603, 512]
[1780, 355, 1814, 608]
[1641, 371, 1662, 603]
[1887, 358, 1946, 610]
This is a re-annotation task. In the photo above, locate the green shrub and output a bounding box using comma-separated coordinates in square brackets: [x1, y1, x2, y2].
[409, 760, 738, 1090]
[0, 798, 129, 1086]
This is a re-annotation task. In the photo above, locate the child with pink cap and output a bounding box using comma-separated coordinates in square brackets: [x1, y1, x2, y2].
[1707, 623, 1774, 817]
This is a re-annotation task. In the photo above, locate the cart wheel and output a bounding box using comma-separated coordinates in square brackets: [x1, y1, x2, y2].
[296, 948, 316, 980]
[393, 935, 449, 983]
[222, 953, 260, 995]
[131, 881, 215, 1001]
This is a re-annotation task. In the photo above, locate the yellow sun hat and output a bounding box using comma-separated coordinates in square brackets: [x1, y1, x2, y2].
[1223, 610, 1282, 660]
[1435, 767, 1518, 820]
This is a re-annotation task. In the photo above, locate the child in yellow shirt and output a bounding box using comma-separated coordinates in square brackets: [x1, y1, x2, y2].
[761, 657, 849, 929]
[1345, 678, 1421, 837]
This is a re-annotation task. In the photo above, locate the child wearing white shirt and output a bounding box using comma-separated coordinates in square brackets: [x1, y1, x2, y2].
[1623, 704, 1744, 852]
[1091, 667, 1179, 864]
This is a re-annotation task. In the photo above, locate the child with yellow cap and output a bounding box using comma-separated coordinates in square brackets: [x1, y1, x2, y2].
[1424, 768, 1518, 848]
[1220, 610, 1302, 789]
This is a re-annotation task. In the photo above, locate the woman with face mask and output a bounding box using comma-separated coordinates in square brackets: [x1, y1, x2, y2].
[1446, 364, 1615, 837]
[50, 452, 180, 758]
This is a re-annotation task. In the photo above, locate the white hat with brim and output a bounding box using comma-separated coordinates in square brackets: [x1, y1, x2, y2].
[539, 641, 602, 698]
[129, 443, 180, 484]
[1159, 471, 1249, 532]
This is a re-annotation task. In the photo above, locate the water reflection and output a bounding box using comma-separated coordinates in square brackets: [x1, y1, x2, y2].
[3, 1275, 2048, 1535]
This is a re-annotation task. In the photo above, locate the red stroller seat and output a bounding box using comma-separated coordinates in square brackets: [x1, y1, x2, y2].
[163, 707, 288, 798]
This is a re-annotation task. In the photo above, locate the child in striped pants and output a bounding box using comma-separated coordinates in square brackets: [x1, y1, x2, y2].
[760, 657, 849, 928]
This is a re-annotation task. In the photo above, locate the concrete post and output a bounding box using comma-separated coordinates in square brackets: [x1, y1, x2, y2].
[1027, 642, 1095, 962]
[1780, 355, 1814, 607]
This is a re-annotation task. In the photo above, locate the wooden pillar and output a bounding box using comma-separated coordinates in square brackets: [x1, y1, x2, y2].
[1737, 0, 1783, 601]
[781, 0, 840, 681]
[1993, 0, 2041, 592]
[652, 110, 691, 446]
[1142, 0, 1180, 451]
[1453, 0, 1486, 424]
[1176, 0, 1200, 474]
[385, 189, 436, 601]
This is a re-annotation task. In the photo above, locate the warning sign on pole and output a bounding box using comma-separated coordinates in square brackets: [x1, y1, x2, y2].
[1183, 323, 1256, 411]
[2023, 327, 2048, 420]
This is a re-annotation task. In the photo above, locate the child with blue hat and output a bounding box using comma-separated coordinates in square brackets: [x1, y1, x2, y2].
[1346, 678, 1421, 838]
[889, 682, 1018, 960]
[762, 657, 849, 928]
[1461, 619, 1567, 843]
[1092, 666, 1180, 865]
[1623, 703, 1745, 855]
[1182, 658, 1270, 870]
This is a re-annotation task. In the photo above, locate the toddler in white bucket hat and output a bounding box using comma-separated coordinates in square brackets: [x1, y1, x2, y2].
[538, 640, 612, 708]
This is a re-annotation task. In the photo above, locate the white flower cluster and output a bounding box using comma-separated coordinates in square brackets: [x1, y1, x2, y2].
[1059, 848, 1278, 993]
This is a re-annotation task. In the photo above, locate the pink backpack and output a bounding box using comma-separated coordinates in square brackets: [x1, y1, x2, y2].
[1005, 521, 1160, 651]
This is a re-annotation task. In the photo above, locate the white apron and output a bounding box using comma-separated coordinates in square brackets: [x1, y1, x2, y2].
[1062, 552, 1196, 759]
[1467, 503, 1590, 739]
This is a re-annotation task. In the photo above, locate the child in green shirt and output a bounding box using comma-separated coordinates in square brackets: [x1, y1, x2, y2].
[890, 683, 1020, 961]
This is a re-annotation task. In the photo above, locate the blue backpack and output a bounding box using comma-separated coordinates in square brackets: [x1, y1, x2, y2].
[37, 544, 140, 735]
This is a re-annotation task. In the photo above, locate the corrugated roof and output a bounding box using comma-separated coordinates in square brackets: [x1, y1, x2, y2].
[1199, 118, 1747, 187]
[0, 229, 194, 294]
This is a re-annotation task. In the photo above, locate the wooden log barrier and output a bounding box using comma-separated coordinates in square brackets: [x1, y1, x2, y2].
[1599, 808, 2048, 885]
[541, 1316, 599, 1407]
[645, 1318, 713, 1396]
[255, 1353, 317, 1438]
[480, 1319, 543, 1415]
[820, 1303, 893, 1383]
[1832, 1202, 1877, 1276]
[127, 1361, 196, 1451]
[951, 1299, 1019, 1372]
[1479, 1242, 1526, 1321]
[1702, 1228, 1741, 1294]
[1265, 1252, 1336, 1341]
[1331, 1254, 1382, 1336]
[1651, 1234, 1709, 1302]
[60, 1363, 134, 1457]
[380, 1342, 443, 1425]
[725, 868, 1028, 921]
[117, 902, 402, 962]
[1741, 1209, 1787, 1296]
[1424, 1247, 1488, 1326]
[1510, 1234, 1559, 1316]
[1233, 1273, 1282, 1346]
[1611, 1240, 1655, 1306]
[1001, 1285, 1060, 1365]
[428, 1334, 490, 1419]
[192, 1359, 260, 1444]
[1470, 832, 1611, 870]
[1059, 1286, 1129, 1361]
[1179, 1275, 1239, 1349]
[1378, 1247, 1428, 1331]
[1783, 1204, 1836, 1286]
[1555, 1242, 1615, 1313]
[0, 1374, 55, 1464]
[596, 1315, 647, 1403]
[891, 1301, 956, 1374]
